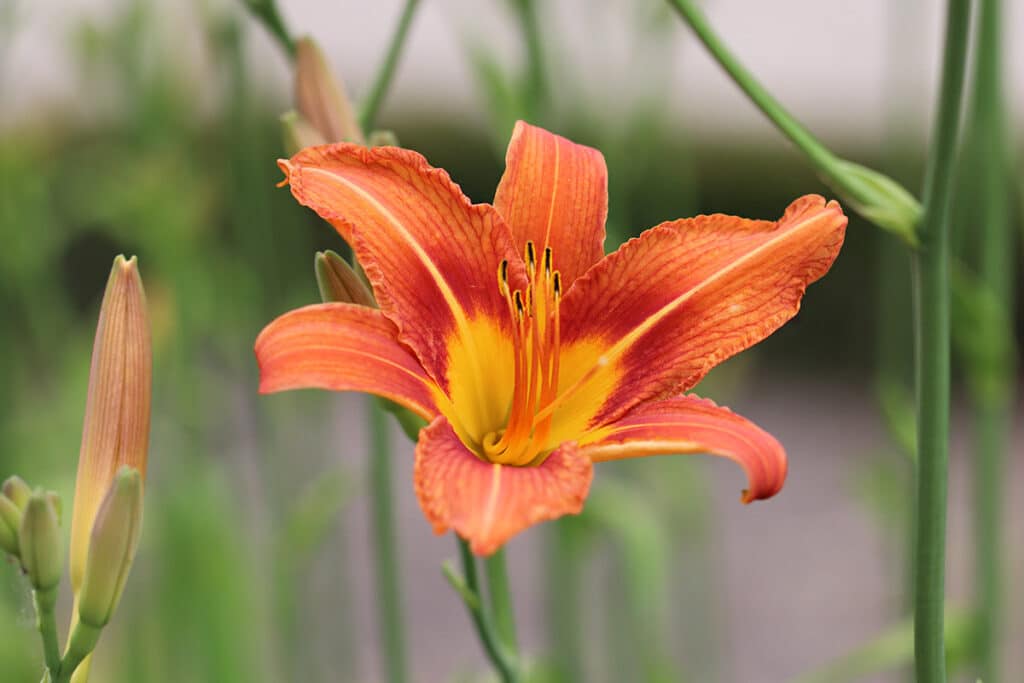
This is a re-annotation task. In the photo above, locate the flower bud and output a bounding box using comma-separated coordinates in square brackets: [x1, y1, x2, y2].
[315, 250, 376, 307]
[829, 160, 922, 247]
[69, 255, 151, 597]
[294, 36, 364, 144]
[367, 130, 400, 148]
[77, 467, 143, 628]
[0, 495, 20, 556]
[2, 475, 31, 511]
[281, 110, 327, 156]
[19, 491, 63, 591]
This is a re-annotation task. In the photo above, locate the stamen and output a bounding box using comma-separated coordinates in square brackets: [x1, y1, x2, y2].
[486, 250, 568, 465]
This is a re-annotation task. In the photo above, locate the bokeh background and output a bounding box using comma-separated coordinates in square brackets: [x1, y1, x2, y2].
[1, 1, 1022, 681]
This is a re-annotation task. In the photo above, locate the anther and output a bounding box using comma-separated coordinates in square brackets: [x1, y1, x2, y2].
[552, 271, 562, 298]
[497, 259, 509, 296]
[525, 241, 537, 279]
[513, 290, 525, 319]
[543, 247, 553, 278]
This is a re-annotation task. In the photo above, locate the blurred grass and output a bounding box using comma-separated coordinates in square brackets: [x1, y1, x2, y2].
[1, 1, 1021, 682]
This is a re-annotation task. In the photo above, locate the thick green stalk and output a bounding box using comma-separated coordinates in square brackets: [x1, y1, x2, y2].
[483, 548, 518, 652]
[546, 523, 585, 682]
[911, 1, 971, 682]
[965, 1, 1015, 680]
[368, 401, 409, 683]
[456, 539, 519, 683]
[359, 0, 421, 133]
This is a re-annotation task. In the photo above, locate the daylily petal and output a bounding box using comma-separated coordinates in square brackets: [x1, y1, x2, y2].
[256, 302, 441, 421]
[583, 395, 786, 503]
[279, 144, 528, 390]
[557, 195, 847, 426]
[414, 417, 593, 555]
[493, 121, 608, 289]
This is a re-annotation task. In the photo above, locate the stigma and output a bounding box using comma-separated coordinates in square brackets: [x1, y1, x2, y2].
[483, 241, 563, 466]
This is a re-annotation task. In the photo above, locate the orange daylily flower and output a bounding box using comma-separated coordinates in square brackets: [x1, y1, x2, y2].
[256, 121, 847, 555]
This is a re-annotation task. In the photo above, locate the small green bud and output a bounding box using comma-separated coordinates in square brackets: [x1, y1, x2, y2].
[19, 492, 64, 591]
[0, 495, 20, 556]
[367, 130, 400, 148]
[315, 250, 376, 307]
[828, 160, 922, 247]
[78, 467, 143, 628]
[281, 110, 327, 156]
[3, 475, 31, 511]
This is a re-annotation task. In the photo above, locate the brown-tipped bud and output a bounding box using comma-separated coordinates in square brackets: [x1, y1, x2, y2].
[2, 475, 31, 511]
[0, 495, 20, 556]
[294, 36, 364, 144]
[69, 256, 151, 596]
[315, 250, 376, 306]
[20, 491, 63, 591]
[78, 467, 143, 628]
[281, 111, 327, 156]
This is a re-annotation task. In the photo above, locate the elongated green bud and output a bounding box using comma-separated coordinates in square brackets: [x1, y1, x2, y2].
[20, 492, 63, 591]
[315, 250, 376, 307]
[0, 495, 20, 556]
[829, 160, 922, 247]
[78, 467, 143, 628]
[3, 475, 31, 511]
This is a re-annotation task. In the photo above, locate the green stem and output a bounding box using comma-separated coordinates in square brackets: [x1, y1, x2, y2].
[456, 538, 519, 683]
[911, 1, 971, 682]
[666, 0, 922, 245]
[359, 0, 421, 133]
[244, 0, 295, 58]
[547, 522, 585, 682]
[665, 0, 836, 173]
[965, 1, 1014, 680]
[369, 401, 409, 683]
[34, 588, 61, 679]
[57, 622, 101, 683]
[483, 548, 518, 652]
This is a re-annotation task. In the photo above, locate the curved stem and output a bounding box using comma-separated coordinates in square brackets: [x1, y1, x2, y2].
[666, 0, 922, 245]
[368, 401, 409, 683]
[965, 1, 1014, 680]
[665, 0, 836, 172]
[455, 538, 519, 683]
[359, 0, 421, 132]
[911, 1, 971, 682]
